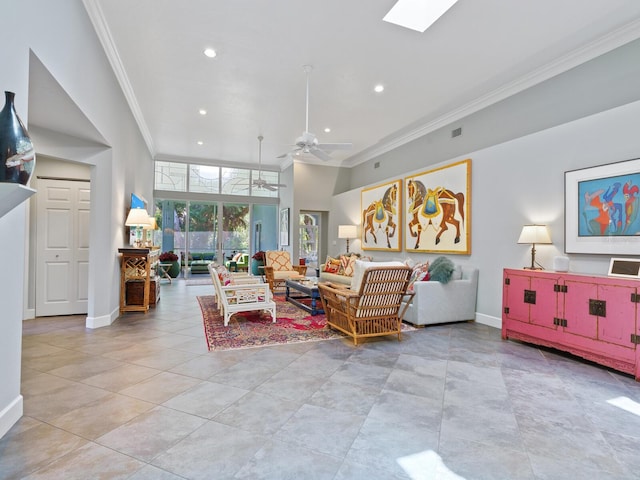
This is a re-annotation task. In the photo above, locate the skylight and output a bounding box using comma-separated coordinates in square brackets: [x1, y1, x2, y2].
[383, 0, 458, 33]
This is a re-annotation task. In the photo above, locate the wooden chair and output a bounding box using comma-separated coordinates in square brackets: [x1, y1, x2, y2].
[264, 250, 307, 292]
[318, 264, 414, 346]
[208, 263, 275, 326]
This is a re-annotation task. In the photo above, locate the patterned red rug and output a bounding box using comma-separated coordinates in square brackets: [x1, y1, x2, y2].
[197, 295, 345, 351]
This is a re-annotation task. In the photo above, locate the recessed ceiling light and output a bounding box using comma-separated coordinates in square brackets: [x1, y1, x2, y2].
[197, 141, 204, 145]
[374, 84, 385, 93]
[383, 0, 458, 33]
[324, 127, 331, 133]
[203, 48, 217, 58]
[199, 109, 207, 115]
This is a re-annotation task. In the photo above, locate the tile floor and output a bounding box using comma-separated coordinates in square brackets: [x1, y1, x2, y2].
[2, 279, 640, 479]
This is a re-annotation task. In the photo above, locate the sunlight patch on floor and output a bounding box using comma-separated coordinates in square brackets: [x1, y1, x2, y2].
[607, 396, 640, 417]
[397, 450, 466, 480]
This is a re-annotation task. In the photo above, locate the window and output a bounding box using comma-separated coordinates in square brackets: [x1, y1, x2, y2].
[189, 165, 219, 193]
[155, 160, 279, 199]
[155, 161, 187, 192]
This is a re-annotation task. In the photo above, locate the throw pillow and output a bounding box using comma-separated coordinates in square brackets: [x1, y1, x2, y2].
[215, 265, 232, 285]
[340, 254, 358, 277]
[428, 256, 455, 283]
[407, 261, 430, 293]
[324, 262, 339, 274]
[323, 255, 341, 272]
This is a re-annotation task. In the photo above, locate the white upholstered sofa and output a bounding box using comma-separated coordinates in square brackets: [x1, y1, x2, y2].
[401, 265, 479, 326]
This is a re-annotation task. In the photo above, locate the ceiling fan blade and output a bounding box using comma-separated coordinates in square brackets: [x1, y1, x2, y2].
[263, 184, 277, 191]
[310, 147, 332, 161]
[317, 142, 352, 151]
[277, 146, 301, 159]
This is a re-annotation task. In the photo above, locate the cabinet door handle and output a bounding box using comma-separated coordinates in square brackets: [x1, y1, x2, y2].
[524, 289, 536, 304]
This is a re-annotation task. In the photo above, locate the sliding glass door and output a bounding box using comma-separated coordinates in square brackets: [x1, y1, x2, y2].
[221, 203, 250, 264]
[155, 199, 278, 276]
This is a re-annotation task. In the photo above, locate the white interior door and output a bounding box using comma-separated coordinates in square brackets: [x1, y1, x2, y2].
[36, 179, 90, 316]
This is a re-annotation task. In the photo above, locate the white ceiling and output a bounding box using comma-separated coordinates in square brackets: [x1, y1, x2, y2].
[76, 0, 640, 169]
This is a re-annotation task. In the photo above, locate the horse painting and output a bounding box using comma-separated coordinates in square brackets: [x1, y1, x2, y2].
[362, 183, 398, 249]
[407, 179, 465, 250]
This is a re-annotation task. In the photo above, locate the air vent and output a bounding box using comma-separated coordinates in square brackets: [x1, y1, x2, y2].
[451, 127, 462, 138]
[374, 161, 380, 169]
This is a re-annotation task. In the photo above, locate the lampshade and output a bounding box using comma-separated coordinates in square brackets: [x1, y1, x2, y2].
[517, 225, 551, 244]
[338, 225, 357, 239]
[125, 208, 151, 227]
[143, 216, 157, 230]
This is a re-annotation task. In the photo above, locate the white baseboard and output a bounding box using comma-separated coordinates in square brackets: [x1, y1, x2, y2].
[85, 306, 119, 329]
[23, 308, 35, 320]
[475, 312, 501, 329]
[0, 395, 23, 440]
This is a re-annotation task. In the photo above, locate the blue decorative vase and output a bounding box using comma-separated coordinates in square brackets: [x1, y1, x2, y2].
[0, 91, 35, 185]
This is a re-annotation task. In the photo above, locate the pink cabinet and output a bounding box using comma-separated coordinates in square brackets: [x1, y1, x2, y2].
[502, 268, 640, 380]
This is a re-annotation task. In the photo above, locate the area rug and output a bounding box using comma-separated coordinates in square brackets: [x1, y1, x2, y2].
[197, 295, 344, 351]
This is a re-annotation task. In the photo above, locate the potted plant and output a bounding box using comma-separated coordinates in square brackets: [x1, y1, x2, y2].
[251, 250, 266, 276]
[159, 251, 180, 278]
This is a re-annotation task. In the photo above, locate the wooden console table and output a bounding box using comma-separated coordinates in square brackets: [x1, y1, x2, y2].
[119, 247, 159, 313]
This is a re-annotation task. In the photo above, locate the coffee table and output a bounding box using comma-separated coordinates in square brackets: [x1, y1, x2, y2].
[285, 279, 324, 316]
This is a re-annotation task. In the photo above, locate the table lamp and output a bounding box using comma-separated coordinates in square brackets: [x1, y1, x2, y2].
[143, 215, 157, 247]
[125, 207, 151, 247]
[518, 224, 552, 270]
[338, 225, 357, 253]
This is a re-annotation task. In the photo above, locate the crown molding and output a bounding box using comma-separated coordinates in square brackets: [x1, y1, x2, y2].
[82, 0, 156, 157]
[345, 17, 640, 168]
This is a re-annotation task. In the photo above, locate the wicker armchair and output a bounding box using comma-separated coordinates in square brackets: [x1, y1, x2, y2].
[264, 250, 307, 291]
[318, 264, 414, 346]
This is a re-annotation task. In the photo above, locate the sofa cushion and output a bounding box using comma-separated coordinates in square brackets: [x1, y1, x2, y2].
[266, 250, 293, 271]
[350, 260, 405, 292]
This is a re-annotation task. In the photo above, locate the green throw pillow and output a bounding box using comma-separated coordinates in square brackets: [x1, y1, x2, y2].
[428, 256, 455, 283]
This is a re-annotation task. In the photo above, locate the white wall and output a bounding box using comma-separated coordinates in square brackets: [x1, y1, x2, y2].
[0, 0, 153, 438]
[329, 99, 640, 327]
[292, 162, 345, 262]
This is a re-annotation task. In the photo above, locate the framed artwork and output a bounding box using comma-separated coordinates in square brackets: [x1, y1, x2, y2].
[405, 158, 471, 254]
[565, 157, 640, 254]
[361, 179, 402, 251]
[279, 208, 290, 246]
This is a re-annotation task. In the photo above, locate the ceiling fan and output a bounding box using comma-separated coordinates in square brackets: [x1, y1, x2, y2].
[253, 135, 286, 191]
[278, 65, 352, 161]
